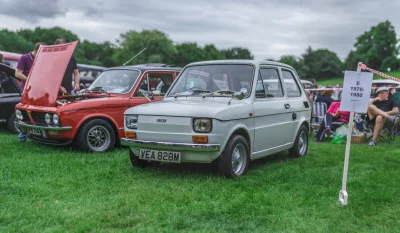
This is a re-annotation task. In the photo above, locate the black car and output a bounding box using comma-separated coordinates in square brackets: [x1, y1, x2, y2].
[0, 63, 22, 133]
[76, 64, 105, 89]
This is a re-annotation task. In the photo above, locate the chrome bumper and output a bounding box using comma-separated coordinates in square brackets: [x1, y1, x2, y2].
[121, 138, 221, 152]
[15, 121, 72, 131]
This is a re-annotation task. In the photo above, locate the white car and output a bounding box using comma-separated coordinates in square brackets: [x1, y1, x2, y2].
[122, 60, 312, 177]
[371, 79, 400, 95]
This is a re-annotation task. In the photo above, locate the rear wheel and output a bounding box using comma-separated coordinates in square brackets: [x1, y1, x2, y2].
[289, 125, 309, 157]
[7, 112, 18, 134]
[76, 119, 116, 152]
[217, 135, 250, 177]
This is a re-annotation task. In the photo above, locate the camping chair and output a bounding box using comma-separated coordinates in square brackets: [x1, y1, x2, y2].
[310, 102, 327, 135]
[362, 113, 397, 143]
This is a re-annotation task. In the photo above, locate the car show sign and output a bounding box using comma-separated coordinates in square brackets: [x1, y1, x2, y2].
[340, 71, 373, 113]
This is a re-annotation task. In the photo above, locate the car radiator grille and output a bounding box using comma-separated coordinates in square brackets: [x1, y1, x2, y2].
[31, 112, 46, 124]
[20, 110, 30, 121]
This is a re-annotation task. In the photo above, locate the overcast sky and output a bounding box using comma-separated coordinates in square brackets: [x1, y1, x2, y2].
[0, 0, 399, 61]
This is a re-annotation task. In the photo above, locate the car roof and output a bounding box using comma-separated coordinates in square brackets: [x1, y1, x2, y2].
[77, 64, 105, 71]
[186, 59, 295, 70]
[106, 63, 182, 72]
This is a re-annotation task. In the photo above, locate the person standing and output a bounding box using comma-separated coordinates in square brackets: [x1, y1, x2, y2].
[54, 39, 80, 95]
[15, 42, 44, 142]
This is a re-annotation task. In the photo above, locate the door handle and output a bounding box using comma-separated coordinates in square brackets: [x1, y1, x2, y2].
[284, 104, 290, 109]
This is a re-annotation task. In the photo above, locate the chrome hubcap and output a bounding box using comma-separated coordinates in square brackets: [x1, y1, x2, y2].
[87, 126, 111, 152]
[232, 143, 246, 175]
[298, 131, 308, 156]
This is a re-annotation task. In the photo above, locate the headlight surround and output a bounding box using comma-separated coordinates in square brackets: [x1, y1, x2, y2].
[193, 118, 212, 133]
[45, 113, 52, 124]
[53, 114, 60, 125]
[125, 115, 138, 129]
[15, 109, 23, 120]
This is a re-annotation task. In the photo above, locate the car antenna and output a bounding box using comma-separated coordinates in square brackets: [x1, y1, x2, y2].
[123, 48, 147, 66]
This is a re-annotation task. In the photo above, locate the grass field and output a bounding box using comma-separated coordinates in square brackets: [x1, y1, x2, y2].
[316, 71, 400, 86]
[1, 130, 400, 232]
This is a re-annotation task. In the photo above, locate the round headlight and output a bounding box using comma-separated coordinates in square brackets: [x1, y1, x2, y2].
[45, 113, 52, 124]
[53, 114, 60, 125]
[15, 109, 23, 120]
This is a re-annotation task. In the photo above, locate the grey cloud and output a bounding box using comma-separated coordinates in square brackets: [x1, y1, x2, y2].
[0, 0, 65, 23]
[1, 0, 399, 60]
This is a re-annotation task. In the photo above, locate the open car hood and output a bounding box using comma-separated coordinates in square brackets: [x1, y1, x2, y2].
[22, 41, 78, 107]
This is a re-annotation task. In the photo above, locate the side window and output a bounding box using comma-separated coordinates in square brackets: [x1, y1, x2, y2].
[255, 72, 266, 98]
[259, 68, 284, 97]
[137, 73, 173, 97]
[282, 70, 301, 97]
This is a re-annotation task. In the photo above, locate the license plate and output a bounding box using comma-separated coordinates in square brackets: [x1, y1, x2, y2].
[139, 149, 181, 163]
[28, 128, 42, 136]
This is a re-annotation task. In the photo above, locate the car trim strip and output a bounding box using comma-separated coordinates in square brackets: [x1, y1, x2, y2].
[121, 138, 220, 152]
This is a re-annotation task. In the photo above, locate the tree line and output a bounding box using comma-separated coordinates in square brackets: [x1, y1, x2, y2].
[0, 20, 398, 81]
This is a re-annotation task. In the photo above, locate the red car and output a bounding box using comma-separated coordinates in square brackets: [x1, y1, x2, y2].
[15, 42, 181, 152]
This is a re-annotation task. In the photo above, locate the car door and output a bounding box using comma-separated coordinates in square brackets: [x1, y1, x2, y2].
[129, 71, 174, 107]
[252, 66, 293, 152]
[280, 68, 307, 143]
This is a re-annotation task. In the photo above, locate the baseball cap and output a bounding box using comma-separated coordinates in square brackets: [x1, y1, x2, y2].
[376, 87, 389, 94]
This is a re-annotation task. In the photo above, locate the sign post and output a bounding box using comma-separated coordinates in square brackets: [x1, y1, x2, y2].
[338, 62, 373, 205]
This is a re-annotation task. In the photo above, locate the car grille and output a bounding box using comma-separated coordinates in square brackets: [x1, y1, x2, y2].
[20, 110, 30, 121]
[31, 112, 46, 124]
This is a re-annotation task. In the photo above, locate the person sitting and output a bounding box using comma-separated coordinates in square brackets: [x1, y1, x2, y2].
[366, 87, 400, 146]
[315, 89, 334, 109]
[315, 92, 350, 142]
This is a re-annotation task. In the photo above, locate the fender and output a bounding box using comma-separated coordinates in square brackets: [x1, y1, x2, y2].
[75, 113, 120, 137]
[221, 123, 253, 153]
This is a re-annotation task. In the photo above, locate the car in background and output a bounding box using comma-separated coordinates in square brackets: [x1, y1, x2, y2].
[122, 60, 311, 177]
[300, 79, 315, 89]
[0, 63, 22, 133]
[15, 42, 181, 152]
[75, 64, 105, 90]
[371, 79, 400, 96]
[1, 51, 20, 69]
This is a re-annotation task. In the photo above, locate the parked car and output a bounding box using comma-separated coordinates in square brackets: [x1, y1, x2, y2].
[0, 63, 22, 133]
[300, 79, 315, 89]
[122, 60, 312, 177]
[15, 42, 181, 152]
[1, 51, 20, 69]
[75, 64, 105, 90]
[371, 79, 400, 96]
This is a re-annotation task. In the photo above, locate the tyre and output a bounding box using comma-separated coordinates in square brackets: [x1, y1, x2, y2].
[76, 119, 116, 152]
[129, 149, 151, 168]
[289, 125, 309, 157]
[7, 112, 19, 134]
[217, 135, 250, 177]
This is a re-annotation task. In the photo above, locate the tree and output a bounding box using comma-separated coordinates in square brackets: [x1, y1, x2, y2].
[0, 29, 34, 54]
[203, 44, 224, 60]
[346, 20, 399, 70]
[81, 40, 116, 67]
[220, 47, 254, 59]
[171, 42, 205, 67]
[113, 29, 176, 66]
[301, 47, 342, 79]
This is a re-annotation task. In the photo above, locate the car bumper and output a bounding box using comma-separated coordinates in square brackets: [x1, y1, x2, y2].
[121, 138, 221, 162]
[121, 138, 220, 152]
[15, 121, 74, 146]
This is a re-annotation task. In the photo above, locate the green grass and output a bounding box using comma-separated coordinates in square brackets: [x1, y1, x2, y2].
[1, 130, 400, 232]
[317, 71, 400, 86]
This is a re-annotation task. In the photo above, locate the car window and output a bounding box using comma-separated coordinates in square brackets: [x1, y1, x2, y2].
[168, 64, 254, 97]
[137, 73, 173, 97]
[259, 68, 283, 98]
[282, 69, 301, 97]
[88, 69, 140, 94]
[0, 71, 20, 94]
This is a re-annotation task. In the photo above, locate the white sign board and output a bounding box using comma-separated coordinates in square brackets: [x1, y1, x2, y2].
[340, 71, 373, 113]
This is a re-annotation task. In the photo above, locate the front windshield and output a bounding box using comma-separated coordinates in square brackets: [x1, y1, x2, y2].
[168, 64, 254, 97]
[87, 69, 140, 94]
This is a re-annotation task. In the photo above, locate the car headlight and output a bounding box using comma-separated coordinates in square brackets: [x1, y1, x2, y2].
[53, 114, 60, 125]
[15, 109, 23, 120]
[45, 113, 52, 124]
[193, 118, 212, 133]
[125, 115, 138, 129]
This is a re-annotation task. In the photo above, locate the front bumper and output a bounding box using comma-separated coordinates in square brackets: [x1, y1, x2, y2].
[121, 138, 221, 152]
[15, 121, 73, 146]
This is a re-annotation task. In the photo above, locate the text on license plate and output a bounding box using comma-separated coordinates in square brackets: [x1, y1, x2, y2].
[139, 149, 181, 163]
[28, 128, 42, 136]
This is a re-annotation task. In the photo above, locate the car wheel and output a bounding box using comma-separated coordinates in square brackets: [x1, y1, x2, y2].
[7, 112, 19, 134]
[218, 135, 250, 177]
[129, 149, 152, 168]
[289, 125, 309, 157]
[77, 119, 116, 152]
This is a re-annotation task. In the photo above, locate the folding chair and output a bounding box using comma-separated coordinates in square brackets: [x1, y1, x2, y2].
[311, 102, 327, 127]
[363, 114, 397, 143]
